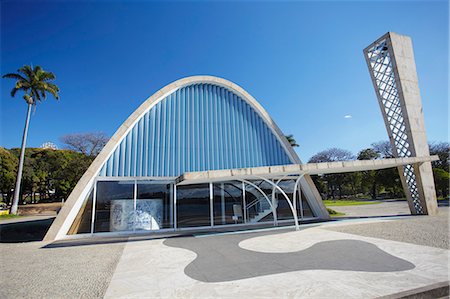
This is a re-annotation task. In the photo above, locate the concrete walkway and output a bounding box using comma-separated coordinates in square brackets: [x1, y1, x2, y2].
[1, 205, 448, 298]
[104, 214, 449, 298]
[328, 200, 410, 217]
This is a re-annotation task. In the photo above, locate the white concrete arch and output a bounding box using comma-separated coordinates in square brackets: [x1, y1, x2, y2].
[45, 75, 323, 241]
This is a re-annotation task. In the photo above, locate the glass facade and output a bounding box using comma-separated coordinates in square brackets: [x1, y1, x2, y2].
[69, 178, 316, 235]
[276, 180, 299, 221]
[95, 181, 134, 233]
[176, 184, 211, 228]
[245, 180, 274, 223]
[137, 181, 173, 230]
[213, 181, 244, 226]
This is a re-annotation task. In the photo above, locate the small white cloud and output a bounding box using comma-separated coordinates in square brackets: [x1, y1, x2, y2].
[344, 115, 352, 119]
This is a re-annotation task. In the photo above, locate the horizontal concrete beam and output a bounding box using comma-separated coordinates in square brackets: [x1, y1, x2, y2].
[176, 156, 438, 185]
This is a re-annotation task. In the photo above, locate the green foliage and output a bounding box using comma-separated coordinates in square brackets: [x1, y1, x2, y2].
[326, 208, 345, 217]
[427, 142, 449, 198]
[429, 142, 449, 172]
[309, 144, 403, 200]
[0, 214, 21, 220]
[3, 65, 60, 105]
[357, 148, 380, 160]
[285, 134, 299, 147]
[0, 147, 18, 204]
[433, 168, 449, 198]
[357, 146, 403, 199]
[309, 148, 355, 199]
[323, 200, 379, 206]
[7, 148, 93, 203]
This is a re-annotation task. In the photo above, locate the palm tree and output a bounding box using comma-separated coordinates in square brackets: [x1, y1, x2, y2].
[3, 65, 60, 214]
[285, 134, 299, 148]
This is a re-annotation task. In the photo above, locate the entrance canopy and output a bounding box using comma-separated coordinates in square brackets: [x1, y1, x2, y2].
[176, 156, 439, 185]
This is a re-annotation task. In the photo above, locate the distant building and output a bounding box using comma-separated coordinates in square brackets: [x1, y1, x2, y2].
[41, 142, 58, 150]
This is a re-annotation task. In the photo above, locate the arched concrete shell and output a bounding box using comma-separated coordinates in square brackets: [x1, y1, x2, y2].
[98, 80, 294, 177]
[44, 75, 327, 241]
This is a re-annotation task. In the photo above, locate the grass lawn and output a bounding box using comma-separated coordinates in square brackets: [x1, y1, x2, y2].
[323, 200, 381, 206]
[0, 214, 21, 220]
[326, 207, 346, 217]
[330, 213, 346, 217]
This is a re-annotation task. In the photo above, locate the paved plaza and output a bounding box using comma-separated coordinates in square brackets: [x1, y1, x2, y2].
[1, 205, 448, 298]
[329, 200, 411, 217]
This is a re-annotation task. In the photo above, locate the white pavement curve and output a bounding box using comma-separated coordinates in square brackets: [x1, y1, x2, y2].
[104, 225, 449, 298]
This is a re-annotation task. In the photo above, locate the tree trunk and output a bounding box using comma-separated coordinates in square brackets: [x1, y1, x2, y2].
[11, 103, 32, 215]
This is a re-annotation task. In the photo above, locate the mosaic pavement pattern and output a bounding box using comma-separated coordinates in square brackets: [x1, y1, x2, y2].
[164, 230, 415, 282]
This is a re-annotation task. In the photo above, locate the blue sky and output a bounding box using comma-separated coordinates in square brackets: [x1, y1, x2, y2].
[1, 0, 448, 161]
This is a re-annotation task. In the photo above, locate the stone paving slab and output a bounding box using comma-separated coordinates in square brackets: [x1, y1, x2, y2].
[326, 208, 449, 249]
[0, 240, 125, 299]
[329, 200, 410, 217]
[104, 225, 449, 298]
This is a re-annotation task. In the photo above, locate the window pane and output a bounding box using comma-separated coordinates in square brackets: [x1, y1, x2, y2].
[301, 193, 315, 218]
[95, 181, 134, 233]
[245, 180, 274, 223]
[136, 181, 173, 230]
[276, 180, 296, 221]
[213, 181, 244, 225]
[68, 189, 93, 234]
[176, 184, 210, 228]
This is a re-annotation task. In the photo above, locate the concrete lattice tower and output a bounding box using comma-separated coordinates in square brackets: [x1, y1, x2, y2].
[364, 32, 438, 215]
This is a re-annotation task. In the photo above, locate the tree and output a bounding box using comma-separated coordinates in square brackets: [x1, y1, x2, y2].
[3, 65, 60, 214]
[433, 168, 449, 198]
[357, 148, 380, 199]
[309, 148, 354, 163]
[285, 134, 299, 147]
[429, 142, 449, 172]
[0, 148, 18, 204]
[429, 142, 449, 197]
[54, 152, 92, 199]
[8, 148, 93, 203]
[358, 148, 380, 160]
[309, 148, 354, 199]
[60, 132, 109, 157]
[371, 141, 394, 158]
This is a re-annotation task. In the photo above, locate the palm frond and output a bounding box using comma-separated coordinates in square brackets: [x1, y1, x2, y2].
[38, 71, 56, 81]
[4, 64, 60, 103]
[45, 82, 60, 92]
[15, 81, 31, 89]
[31, 89, 42, 103]
[45, 86, 59, 100]
[2, 73, 28, 81]
[33, 65, 43, 74]
[10, 87, 19, 97]
[18, 65, 33, 79]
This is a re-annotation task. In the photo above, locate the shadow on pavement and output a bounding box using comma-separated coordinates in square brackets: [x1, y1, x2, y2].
[0, 217, 55, 243]
[164, 232, 416, 282]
